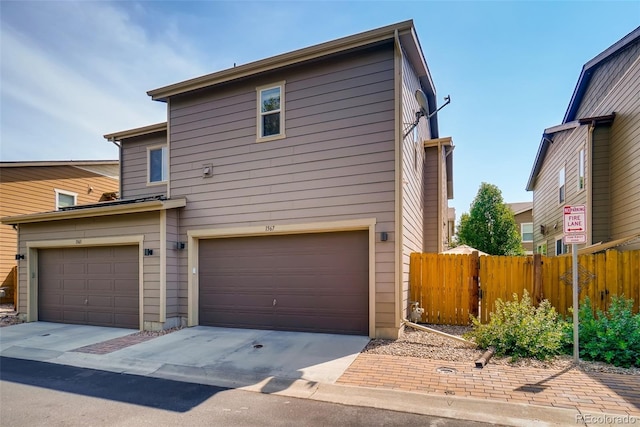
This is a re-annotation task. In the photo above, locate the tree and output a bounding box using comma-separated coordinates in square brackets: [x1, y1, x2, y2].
[456, 183, 524, 255]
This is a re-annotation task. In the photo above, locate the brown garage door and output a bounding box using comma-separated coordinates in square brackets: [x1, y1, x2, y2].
[199, 231, 368, 335]
[38, 246, 139, 329]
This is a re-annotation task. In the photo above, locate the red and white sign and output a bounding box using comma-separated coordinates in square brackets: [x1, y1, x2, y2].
[563, 205, 586, 234]
[564, 234, 587, 244]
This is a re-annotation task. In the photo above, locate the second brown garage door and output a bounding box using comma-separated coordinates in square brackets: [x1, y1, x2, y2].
[198, 231, 369, 335]
[38, 246, 139, 329]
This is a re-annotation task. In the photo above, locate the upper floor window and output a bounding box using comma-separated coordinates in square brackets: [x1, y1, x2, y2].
[578, 148, 585, 191]
[521, 223, 533, 242]
[558, 167, 565, 204]
[148, 145, 168, 184]
[55, 189, 77, 210]
[257, 82, 285, 142]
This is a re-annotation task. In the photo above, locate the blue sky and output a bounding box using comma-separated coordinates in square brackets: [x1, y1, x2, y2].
[1, 1, 639, 219]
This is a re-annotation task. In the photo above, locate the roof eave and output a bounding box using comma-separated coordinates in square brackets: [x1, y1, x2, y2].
[147, 20, 415, 102]
[563, 26, 640, 123]
[0, 198, 186, 225]
[103, 122, 167, 142]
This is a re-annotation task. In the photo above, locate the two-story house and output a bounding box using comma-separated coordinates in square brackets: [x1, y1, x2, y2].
[0, 161, 119, 305]
[526, 26, 640, 255]
[1, 21, 453, 339]
[506, 202, 533, 255]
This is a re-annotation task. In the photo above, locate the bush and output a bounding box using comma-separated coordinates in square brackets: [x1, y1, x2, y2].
[571, 296, 640, 368]
[464, 290, 567, 361]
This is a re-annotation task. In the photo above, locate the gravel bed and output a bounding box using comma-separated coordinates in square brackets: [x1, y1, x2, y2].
[363, 323, 640, 375]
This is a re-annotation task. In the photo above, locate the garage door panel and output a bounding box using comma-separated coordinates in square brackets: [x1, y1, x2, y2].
[199, 231, 368, 335]
[87, 280, 113, 291]
[39, 246, 139, 329]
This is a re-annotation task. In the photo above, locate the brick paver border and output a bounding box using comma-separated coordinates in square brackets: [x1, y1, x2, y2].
[338, 354, 640, 417]
[72, 334, 156, 355]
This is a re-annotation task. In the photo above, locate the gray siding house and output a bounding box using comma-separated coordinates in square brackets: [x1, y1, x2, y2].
[526, 26, 640, 255]
[2, 21, 453, 339]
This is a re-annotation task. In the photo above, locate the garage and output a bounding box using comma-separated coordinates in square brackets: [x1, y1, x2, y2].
[198, 231, 369, 335]
[38, 246, 139, 329]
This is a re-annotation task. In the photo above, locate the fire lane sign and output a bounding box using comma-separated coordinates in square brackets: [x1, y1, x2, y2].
[564, 205, 586, 234]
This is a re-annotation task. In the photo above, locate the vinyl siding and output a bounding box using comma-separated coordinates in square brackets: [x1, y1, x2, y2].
[169, 44, 397, 330]
[513, 209, 533, 254]
[400, 51, 428, 319]
[16, 212, 160, 323]
[422, 147, 438, 252]
[532, 126, 589, 252]
[586, 54, 640, 243]
[575, 40, 640, 120]
[121, 132, 167, 199]
[591, 126, 611, 243]
[0, 166, 118, 303]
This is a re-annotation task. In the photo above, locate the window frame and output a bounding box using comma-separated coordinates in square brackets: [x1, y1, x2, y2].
[147, 145, 168, 186]
[577, 148, 585, 192]
[558, 166, 566, 204]
[256, 81, 286, 143]
[55, 189, 77, 210]
[555, 236, 568, 256]
[521, 222, 533, 243]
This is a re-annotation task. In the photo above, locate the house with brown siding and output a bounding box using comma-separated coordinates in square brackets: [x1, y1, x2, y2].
[526, 27, 640, 255]
[506, 202, 533, 255]
[1, 21, 453, 339]
[0, 161, 119, 304]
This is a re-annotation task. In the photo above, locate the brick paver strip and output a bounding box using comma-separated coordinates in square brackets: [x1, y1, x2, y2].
[338, 354, 640, 417]
[72, 334, 156, 355]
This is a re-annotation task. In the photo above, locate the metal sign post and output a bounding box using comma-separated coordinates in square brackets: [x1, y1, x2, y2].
[563, 205, 586, 364]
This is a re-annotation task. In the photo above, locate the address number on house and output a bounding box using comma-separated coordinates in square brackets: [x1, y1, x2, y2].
[265, 225, 276, 232]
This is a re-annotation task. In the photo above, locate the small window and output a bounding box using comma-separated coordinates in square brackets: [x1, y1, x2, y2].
[257, 82, 285, 141]
[555, 237, 568, 255]
[521, 223, 533, 242]
[558, 167, 565, 204]
[536, 243, 547, 256]
[578, 149, 585, 191]
[148, 146, 168, 184]
[55, 189, 77, 210]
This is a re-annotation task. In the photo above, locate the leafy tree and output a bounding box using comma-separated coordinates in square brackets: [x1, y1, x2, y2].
[456, 183, 524, 255]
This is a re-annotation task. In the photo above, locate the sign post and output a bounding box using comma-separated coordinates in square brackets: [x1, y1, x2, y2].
[563, 205, 586, 363]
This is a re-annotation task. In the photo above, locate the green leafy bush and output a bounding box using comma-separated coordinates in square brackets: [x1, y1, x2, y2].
[464, 290, 567, 361]
[570, 296, 640, 368]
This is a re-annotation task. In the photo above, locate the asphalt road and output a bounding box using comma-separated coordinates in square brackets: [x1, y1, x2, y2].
[0, 356, 499, 427]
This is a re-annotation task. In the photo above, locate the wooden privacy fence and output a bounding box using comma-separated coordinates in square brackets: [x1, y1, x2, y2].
[410, 249, 640, 325]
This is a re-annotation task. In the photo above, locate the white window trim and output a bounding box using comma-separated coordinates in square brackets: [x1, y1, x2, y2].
[554, 235, 568, 256]
[577, 147, 585, 192]
[147, 145, 168, 186]
[54, 188, 77, 210]
[521, 222, 533, 243]
[256, 81, 286, 143]
[558, 166, 566, 205]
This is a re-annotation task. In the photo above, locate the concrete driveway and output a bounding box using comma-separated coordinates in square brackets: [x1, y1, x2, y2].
[0, 322, 370, 393]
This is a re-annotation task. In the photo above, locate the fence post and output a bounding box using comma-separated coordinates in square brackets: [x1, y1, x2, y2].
[470, 251, 480, 318]
[532, 253, 542, 305]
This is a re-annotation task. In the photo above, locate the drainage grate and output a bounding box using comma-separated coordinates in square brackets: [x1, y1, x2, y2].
[436, 367, 457, 374]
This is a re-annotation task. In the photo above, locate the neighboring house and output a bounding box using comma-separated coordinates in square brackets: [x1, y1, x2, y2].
[1, 21, 454, 339]
[0, 161, 119, 304]
[526, 26, 640, 256]
[506, 202, 533, 255]
[446, 207, 456, 250]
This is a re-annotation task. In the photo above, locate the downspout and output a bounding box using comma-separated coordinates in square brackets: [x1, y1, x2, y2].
[393, 29, 404, 336]
[437, 140, 443, 252]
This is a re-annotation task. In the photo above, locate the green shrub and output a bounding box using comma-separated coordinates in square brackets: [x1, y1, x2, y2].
[571, 296, 640, 368]
[464, 290, 567, 361]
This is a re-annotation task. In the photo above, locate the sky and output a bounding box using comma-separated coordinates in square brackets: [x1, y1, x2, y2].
[1, 1, 639, 219]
